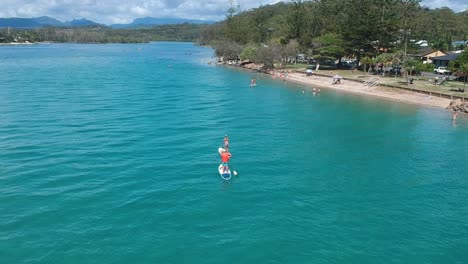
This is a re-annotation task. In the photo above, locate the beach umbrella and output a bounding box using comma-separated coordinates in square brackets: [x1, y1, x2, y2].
[332, 75, 343, 84]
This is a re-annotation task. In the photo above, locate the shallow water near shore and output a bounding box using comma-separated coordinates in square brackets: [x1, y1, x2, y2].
[1, 42, 467, 263]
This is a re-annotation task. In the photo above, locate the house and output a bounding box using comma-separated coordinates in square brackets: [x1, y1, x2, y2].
[409, 48, 447, 64]
[431, 53, 461, 67]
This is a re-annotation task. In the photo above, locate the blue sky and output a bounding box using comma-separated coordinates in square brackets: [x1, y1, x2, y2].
[0, 0, 466, 25]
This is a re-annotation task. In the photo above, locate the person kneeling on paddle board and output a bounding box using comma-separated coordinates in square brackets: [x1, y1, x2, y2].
[220, 149, 232, 173]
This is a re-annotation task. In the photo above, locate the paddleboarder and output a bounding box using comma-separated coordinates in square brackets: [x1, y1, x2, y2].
[220, 149, 232, 173]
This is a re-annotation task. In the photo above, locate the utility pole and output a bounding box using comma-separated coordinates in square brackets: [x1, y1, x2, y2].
[402, 5, 408, 79]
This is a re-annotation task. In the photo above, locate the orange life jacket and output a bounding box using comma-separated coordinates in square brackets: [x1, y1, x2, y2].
[221, 152, 230, 162]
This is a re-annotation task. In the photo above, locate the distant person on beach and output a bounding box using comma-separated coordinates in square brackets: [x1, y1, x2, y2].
[452, 112, 458, 121]
[280, 72, 286, 81]
[332, 75, 341, 85]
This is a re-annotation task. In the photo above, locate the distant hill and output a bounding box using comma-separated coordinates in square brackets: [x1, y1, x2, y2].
[67, 18, 102, 27]
[33, 16, 66, 27]
[110, 17, 214, 28]
[0, 16, 214, 29]
[0, 16, 103, 28]
[0, 18, 43, 29]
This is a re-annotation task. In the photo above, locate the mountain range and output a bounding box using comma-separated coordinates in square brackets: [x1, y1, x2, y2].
[0, 16, 214, 29]
[110, 17, 214, 28]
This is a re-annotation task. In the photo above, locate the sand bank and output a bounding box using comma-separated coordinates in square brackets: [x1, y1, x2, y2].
[0, 42, 36, 46]
[272, 70, 453, 109]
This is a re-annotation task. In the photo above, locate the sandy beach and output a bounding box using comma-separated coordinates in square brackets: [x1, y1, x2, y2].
[0, 42, 36, 46]
[274, 70, 453, 109]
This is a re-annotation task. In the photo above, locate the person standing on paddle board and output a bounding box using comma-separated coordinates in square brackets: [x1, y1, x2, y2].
[220, 149, 231, 173]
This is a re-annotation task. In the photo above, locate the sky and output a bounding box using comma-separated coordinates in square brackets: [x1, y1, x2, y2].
[0, 0, 466, 25]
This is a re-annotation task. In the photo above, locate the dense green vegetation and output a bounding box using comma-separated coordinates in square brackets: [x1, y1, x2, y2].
[450, 48, 468, 82]
[0, 23, 209, 43]
[201, 0, 468, 74]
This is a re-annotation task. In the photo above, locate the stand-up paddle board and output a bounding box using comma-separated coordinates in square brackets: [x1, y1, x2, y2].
[218, 147, 231, 180]
[218, 164, 231, 180]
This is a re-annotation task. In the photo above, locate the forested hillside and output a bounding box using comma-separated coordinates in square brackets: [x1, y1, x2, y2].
[0, 23, 209, 43]
[201, 0, 467, 69]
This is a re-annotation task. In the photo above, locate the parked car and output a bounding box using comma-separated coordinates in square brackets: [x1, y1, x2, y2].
[337, 61, 355, 69]
[408, 68, 421, 75]
[389, 67, 422, 76]
[434, 67, 452, 75]
[321, 59, 337, 68]
[296, 54, 308, 63]
[389, 67, 402, 76]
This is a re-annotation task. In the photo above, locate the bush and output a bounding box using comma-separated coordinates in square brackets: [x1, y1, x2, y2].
[404, 59, 433, 75]
[420, 63, 435, 72]
[240, 45, 258, 61]
[212, 40, 244, 60]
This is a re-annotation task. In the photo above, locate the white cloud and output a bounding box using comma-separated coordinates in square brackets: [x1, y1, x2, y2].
[421, 0, 467, 12]
[130, 6, 150, 16]
[0, 0, 465, 25]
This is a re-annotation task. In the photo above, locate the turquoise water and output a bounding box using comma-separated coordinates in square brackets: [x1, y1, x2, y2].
[1, 42, 467, 263]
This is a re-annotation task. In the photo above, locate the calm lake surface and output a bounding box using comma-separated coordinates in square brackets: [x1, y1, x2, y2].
[0, 42, 467, 263]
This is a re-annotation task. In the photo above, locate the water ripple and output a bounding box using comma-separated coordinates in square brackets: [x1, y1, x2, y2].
[0, 43, 467, 263]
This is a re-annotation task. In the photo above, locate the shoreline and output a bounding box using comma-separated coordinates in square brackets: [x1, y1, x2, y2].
[0, 42, 37, 46]
[282, 71, 452, 109]
[234, 62, 466, 112]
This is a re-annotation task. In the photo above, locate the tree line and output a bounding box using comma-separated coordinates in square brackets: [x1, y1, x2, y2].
[0, 23, 208, 44]
[200, 0, 468, 74]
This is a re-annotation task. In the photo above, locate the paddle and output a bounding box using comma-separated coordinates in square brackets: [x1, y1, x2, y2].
[227, 151, 237, 176]
[230, 163, 238, 176]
